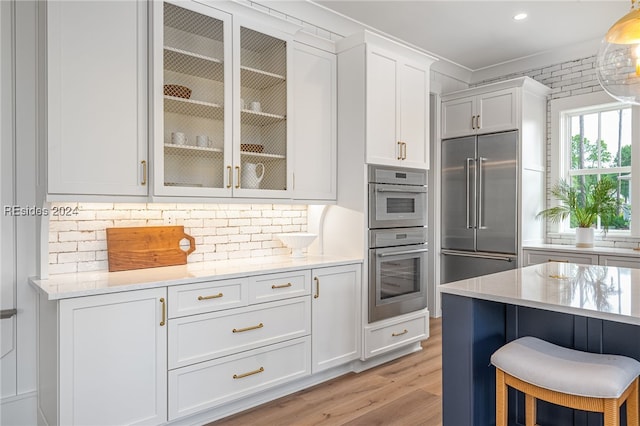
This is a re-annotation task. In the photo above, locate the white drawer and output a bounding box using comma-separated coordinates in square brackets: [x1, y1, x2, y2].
[168, 297, 311, 369]
[523, 250, 598, 266]
[364, 312, 428, 359]
[248, 270, 311, 304]
[168, 277, 248, 318]
[168, 336, 311, 420]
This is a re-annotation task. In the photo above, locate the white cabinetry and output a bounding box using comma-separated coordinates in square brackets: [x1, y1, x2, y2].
[311, 264, 361, 373]
[364, 310, 428, 359]
[152, 2, 294, 199]
[45, 0, 148, 198]
[38, 288, 167, 426]
[599, 255, 640, 268]
[337, 31, 435, 169]
[523, 248, 640, 268]
[291, 42, 337, 201]
[441, 88, 518, 139]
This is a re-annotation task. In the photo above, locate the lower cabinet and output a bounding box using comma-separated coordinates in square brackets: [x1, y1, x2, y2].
[523, 248, 640, 269]
[36, 262, 368, 425]
[598, 255, 640, 268]
[38, 288, 168, 426]
[311, 264, 361, 373]
[364, 310, 429, 359]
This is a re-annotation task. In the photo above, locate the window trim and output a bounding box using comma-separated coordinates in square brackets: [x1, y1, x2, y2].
[550, 91, 640, 236]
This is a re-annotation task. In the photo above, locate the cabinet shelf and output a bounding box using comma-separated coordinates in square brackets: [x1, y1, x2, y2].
[240, 109, 285, 126]
[164, 144, 223, 156]
[240, 66, 285, 89]
[164, 47, 224, 81]
[240, 151, 286, 160]
[164, 96, 223, 120]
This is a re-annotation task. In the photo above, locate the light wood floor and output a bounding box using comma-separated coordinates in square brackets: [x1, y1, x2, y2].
[210, 318, 442, 426]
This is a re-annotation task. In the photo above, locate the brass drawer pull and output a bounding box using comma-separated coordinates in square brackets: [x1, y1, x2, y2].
[271, 282, 292, 289]
[141, 160, 147, 185]
[159, 298, 166, 327]
[548, 259, 569, 263]
[235, 166, 241, 189]
[198, 293, 223, 301]
[392, 329, 408, 337]
[232, 322, 264, 333]
[233, 366, 264, 379]
[397, 141, 403, 160]
[314, 276, 320, 299]
[227, 166, 232, 188]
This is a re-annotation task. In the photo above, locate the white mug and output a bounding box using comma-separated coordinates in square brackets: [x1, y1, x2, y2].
[250, 101, 261, 112]
[171, 132, 187, 145]
[196, 135, 211, 148]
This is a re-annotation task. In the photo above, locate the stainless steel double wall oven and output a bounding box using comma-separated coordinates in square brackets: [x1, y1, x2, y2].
[368, 165, 428, 323]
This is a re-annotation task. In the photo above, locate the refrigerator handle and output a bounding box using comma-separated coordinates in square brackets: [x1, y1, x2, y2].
[466, 157, 474, 229]
[478, 157, 487, 230]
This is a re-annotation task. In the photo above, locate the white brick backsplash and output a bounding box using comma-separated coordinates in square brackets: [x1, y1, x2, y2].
[48, 203, 307, 274]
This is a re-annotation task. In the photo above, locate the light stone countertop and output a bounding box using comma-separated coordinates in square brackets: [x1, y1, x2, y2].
[440, 262, 640, 326]
[523, 243, 640, 257]
[30, 255, 363, 300]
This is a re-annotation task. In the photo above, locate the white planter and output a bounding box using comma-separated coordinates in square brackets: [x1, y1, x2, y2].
[575, 227, 594, 248]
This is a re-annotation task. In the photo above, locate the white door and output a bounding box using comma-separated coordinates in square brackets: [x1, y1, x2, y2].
[59, 288, 167, 425]
[311, 264, 361, 373]
[47, 0, 148, 196]
[0, 0, 17, 401]
[441, 96, 475, 139]
[291, 42, 337, 200]
[399, 61, 429, 169]
[366, 46, 399, 166]
[476, 88, 518, 135]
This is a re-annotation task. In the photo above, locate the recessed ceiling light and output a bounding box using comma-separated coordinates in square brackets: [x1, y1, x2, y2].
[513, 13, 528, 21]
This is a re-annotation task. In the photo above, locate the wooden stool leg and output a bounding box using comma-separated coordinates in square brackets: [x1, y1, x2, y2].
[496, 369, 507, 426]
[603, 398, 619, 426]
[627, 378, 639, 426]
[525, 394, 537, 426]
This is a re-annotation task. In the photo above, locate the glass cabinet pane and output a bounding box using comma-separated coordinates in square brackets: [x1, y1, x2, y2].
[163, 3, 225, 189]
[239, 27, 287, 191]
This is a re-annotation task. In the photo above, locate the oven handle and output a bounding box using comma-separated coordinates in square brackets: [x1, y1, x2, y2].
[375, 187, 427, 194]
[378, 248, 429, 257]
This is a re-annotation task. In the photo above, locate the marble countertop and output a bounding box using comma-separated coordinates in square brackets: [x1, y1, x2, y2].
[523, 243, 640, 257]
[30, 255, 363, 300]
[440, 262, 640, 326]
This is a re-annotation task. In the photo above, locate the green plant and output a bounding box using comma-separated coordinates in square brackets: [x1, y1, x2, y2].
[537, 177, 620, 230]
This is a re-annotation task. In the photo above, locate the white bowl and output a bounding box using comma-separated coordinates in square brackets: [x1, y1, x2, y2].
[276, 233, 317, 258]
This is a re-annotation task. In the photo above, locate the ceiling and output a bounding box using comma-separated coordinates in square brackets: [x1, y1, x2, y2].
[313, 1, 629, 71]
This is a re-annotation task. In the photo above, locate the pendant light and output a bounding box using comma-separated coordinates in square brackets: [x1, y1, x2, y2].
[596, 0, 640, 104]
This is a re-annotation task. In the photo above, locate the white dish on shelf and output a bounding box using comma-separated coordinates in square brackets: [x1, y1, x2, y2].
[275, 233, 317, 258]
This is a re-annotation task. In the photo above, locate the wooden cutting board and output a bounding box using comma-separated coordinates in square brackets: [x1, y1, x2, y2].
[106, 226, 196, 272]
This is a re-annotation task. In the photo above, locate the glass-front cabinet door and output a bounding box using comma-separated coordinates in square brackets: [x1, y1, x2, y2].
[234, 23, 291, 197]
[153, 2, 232, 197]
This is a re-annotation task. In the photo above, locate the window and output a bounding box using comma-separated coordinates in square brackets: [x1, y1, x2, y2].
[551, 91, 640, 235]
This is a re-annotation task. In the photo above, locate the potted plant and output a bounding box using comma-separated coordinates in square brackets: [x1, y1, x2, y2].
[537, 176, 620, 247]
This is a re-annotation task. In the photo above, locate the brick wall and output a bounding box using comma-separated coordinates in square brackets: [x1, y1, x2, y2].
[471, 56, 640, 248]
[48, 202, 308, 274]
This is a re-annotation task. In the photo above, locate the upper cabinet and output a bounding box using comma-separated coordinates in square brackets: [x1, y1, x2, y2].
[152, 2, 292, 199]
[441, 87, 518, 139]
[291, 42, 337, 201]
[337, 31, 435, 169]
[45, 0, 148, 198]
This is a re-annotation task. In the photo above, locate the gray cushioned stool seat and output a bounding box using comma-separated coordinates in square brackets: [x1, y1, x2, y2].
[491, 336, 640, 398]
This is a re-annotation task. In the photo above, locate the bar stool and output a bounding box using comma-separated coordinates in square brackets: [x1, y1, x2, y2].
[491, 336, 640, 426]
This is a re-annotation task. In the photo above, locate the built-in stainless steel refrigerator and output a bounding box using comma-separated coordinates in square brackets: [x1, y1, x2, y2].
[441, 130, 519, 283]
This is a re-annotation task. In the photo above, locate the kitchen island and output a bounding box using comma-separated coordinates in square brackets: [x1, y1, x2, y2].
[440, 262, 640, 426]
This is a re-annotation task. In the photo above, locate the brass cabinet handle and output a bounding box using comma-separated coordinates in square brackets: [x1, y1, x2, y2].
[271, 283, 292, 289]
[548, 259, 569, 263]
[471, 115, 476, 129]
[402, 142, 407, 160]
[397, 141, 403, 160]
[233, 366, 264, 379]
[198, 293, 223, 301]
[232, 322, 264, 333]
[141, 160, 147, 185]
[159, 298, 166, 327]
[313, 276, 320, 299]
[227, 166, 232, 188]
[392, 329, 408, 337]
[476, 115, 480, 129]
[235, 166, 241, 189]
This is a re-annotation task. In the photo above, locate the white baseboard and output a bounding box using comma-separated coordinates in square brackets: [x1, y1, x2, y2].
[1, 391, 37, 426]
